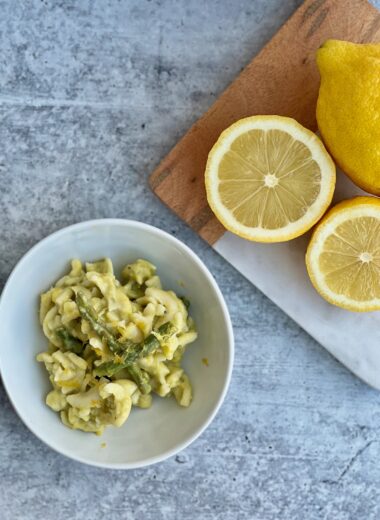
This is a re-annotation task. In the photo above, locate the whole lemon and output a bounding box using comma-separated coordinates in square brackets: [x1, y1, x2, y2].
[316, 40, 380, 195]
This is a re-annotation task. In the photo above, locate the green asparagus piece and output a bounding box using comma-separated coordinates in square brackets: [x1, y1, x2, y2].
[126, 364, 151, 395]
[94, 322, 176, 378]
[93, 360, 128, 378]
[55, 328, 84, 354]
[76, 292, 128, 354]
[139, 322, 173, 357]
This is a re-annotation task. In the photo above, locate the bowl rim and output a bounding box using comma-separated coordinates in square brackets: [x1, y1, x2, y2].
[0, 218, 234, 469]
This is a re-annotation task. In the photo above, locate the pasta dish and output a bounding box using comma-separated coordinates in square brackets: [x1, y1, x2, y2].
[37, 258, 197, 434]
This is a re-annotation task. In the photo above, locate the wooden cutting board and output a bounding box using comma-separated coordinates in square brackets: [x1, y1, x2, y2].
[149, 0, 380, 389]
[149, 0, 380, 244]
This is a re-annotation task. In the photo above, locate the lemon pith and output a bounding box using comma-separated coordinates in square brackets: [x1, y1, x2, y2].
[205, 115, 336, 242]
[316, 40, 380, 195]
[306, 197, 380, 312]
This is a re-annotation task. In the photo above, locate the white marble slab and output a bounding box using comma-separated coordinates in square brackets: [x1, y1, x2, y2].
[214, 169, 380, 389]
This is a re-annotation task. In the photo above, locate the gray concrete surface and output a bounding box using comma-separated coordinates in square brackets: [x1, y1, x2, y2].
[0, 1, 380, 519]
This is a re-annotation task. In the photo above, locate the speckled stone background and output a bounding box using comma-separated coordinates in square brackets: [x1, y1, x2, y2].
[1, 1, 380, 519]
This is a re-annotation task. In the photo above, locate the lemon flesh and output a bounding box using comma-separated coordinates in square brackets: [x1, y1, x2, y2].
[317, 40, 380, 195]
[205, 116, 336, 242]
[306, 197, 380, 311]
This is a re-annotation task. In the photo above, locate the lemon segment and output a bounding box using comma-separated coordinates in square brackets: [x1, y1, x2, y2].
[306, 197, 380, 311]
[205, 116, 336, 242]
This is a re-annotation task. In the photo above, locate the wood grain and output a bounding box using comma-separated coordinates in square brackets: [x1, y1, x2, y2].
[150, 0, 380, 244]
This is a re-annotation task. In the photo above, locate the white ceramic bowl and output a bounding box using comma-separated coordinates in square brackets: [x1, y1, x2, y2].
[0, 219, 233, 469]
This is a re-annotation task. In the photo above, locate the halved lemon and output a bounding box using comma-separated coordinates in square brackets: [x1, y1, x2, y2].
[205, 115, 336, 242]
[306, 197, 380, 312]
